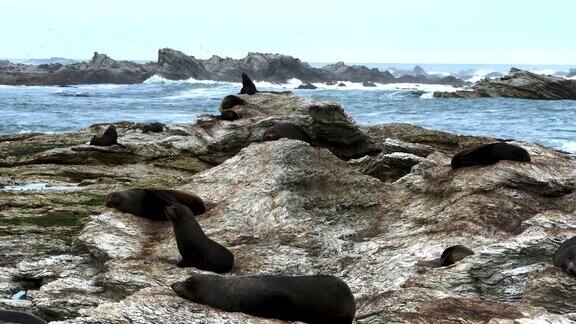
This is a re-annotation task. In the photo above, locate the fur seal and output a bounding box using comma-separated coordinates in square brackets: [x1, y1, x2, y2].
[105, 188, 206, 220]
[553, 235, 576, 276]
[165, 204, 234, 272]
[220, 95, 246, 110]
[219, 110, 241, 121]
[262, 123, 311, 143]
[0, 310, 47, 324]
[240, 73, 257, 95]
[141, 122, 164, 133]
[90, 125, 118, 146]
[451, 142, 531, 169]
[439, 245, 474, 266]
[171, 274, 356, 323]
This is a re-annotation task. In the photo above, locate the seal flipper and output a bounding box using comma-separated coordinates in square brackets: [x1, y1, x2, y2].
[177, 259, 195, 268]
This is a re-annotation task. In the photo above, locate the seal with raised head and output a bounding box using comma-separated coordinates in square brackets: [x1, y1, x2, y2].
[219, 110, 241, 121]
[165, 203, 234, 272]
[439, 245, 474, 266]
[554, 235, 576, 276]
[240, 73, 257, 95]
[105, 188, 206, 220]
[172, 274, 356, 323]
[0, 309, 47, 324]
[90, 125, 118, 146]
[451, 142, 531, 169]
[220, 95, 246, 110]
[262, 123, 311, 143]
[141, 122, 164, 133]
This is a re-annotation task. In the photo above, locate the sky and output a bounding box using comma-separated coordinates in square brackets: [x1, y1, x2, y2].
[0, 0, 575, 64]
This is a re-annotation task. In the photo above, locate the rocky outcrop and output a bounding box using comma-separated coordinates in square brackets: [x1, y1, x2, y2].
[296, 82, 317, 89]
[0, 52, 154, 86]
[156, 48, 210, 80]
[567, 68, 576, 78]
[0, 93, 575, 323]
[435, 68, 576, 99]
[0, 49, 465, 86]
[321, 62, 396, 83]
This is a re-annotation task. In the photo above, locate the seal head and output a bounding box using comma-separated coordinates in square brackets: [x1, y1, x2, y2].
[439, 245, 474, 266]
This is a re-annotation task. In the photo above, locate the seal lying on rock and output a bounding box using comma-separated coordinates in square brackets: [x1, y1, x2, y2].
[451, 142, 531, 169]
[439, 245, 474, 266]
[262, 123, 311, 143]
[240, 73, 257, 95]
[220, 95, 246, 110]
[554, 235, 576, 276]
[165, 204, 234, 272]
[105, 188, 206, 220]
[0, 309, 47, 324]
[171, 274, 356, 323]
[140, 122, 164, 133]
[89, 125, 118, 146]
[219, 110, 241, 121]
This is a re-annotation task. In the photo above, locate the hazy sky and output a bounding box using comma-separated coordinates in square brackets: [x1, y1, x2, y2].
[1, 0, 575, 64]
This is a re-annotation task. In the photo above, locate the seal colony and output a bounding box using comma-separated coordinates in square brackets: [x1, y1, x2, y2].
[6, 72, 574, 322]
[92, 74, 571, 323]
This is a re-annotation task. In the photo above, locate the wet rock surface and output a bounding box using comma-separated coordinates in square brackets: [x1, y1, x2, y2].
[0, 92, 575, 323]
[434, 68, 576, 99]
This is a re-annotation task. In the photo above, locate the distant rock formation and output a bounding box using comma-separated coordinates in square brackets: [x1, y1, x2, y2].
[434, 68, 576, 100]
[296, 82, 317, 89]
[321, 62, 395, 83]
[0, 48, 466, 86]
[567, 68, 576, 78]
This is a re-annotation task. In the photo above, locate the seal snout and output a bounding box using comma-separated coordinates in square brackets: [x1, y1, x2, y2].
[104, 193, 119, 208]
[171, 281, 198, 302]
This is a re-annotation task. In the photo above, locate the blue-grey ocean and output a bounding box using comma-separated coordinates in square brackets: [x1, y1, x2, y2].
[1, 66, 575, 154]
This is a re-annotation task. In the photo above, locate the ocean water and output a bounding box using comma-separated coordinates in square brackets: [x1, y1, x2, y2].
[0, 75, 575, 154]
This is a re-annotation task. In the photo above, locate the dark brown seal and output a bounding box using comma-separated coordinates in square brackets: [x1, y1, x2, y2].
[451, 142, 531, 169]
[141, 122, 164, 133]
[219, 110, 241, 121]
[240, 73, 257, 95]
[262, 123, 311, 143]
[89, 125, 118, 146]
[0, 309, 47, 324]
[105, 188, 206, 220]
[172, 274, 356, 323]
[439, 245, 475, 266]
[554, 235, 576, 276]
[220, 95, 246, 110]
[165, 204, 234, 272]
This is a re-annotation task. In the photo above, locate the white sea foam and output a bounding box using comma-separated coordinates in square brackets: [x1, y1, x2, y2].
[286, 80, 459, 93]
[427, 71, 452, 77]
[465, 69, 496, 83]
[562, 141, 576, 154]
[144, 75, 459, 94]
[144, 75, 223, 85]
